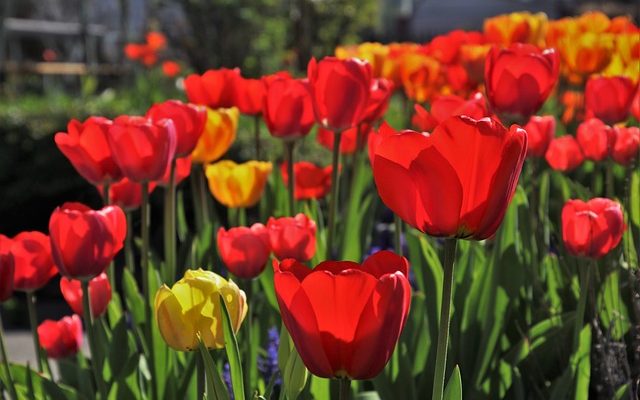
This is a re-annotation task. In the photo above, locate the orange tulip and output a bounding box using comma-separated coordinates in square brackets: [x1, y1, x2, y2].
[400, 53, 441, 103]
[191, 107, 239, 164]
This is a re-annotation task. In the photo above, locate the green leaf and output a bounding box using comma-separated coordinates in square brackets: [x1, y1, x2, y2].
[572, 325, 591, 400]
[630, 169, 639, 227]
[219, 294, 245, 400]
[597, 270, 630, 340]
[278, 328, 308, 400]
[443, 365, 462, 400]
[354, 391, 381, 400]
[197, 339, 231, 400]
[258, 259, 279, 311]
[614, 383, 630, 399]
[108, 317, 138, 382]
[309, 375, 330, 400]
[122, 268, 145, 326]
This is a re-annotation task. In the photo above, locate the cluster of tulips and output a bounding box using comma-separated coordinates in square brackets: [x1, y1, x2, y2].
[0, 9, 638, 400]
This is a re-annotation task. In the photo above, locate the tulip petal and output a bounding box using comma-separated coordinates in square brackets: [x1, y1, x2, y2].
[155, 286, 197, 351]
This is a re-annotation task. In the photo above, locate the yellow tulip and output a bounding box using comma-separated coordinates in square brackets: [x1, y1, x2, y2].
[154, 269, 247, 351]
[191, 107, 239, 164]
[399, 53, 441, 103]
[559, 32, 614, 84]
[483, 12, 548, 47]
[204, 160, 272, 208]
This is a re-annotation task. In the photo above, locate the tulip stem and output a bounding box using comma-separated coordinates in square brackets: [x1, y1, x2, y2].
[573, 260, 592, 351]
[431, 238, 458, 400]
[141, 181, 157, 400]
[82, 280, 108, 399]
[394, 214, 403, 256]
[605, 160, 614, 198]
[285, 141, 296, 216]
[254, 115, 262, 160]
[164, 159, 177, 283]
[197, 352, 205, 400]
[0, 312, 18, 400]
[338, 377, 351, 400]
[326, 131, 343, 259]
[25, 291, 44, 374]
[125, 212, 136, 273]
[102, 183, 110, 206]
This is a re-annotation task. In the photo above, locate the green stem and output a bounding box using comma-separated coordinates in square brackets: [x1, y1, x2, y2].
[339, 377, 351, 400]
[573, 260, 592, 350]
[81, 280, 108, 399]
[102, 182, 110, 206]
[141, 181, 157, 400]
[197, 352, 205, 400]
[190, 166, 204, 233]
[431, 238, 458, 400]
[254, 115, 262, 160]
[164, 159, 177, 283]
[0, 313, 18, 400]
[326, 131, 342, 259]
[285, 141, 296, 216]
[26, 292, 44, 373]
[125, 211, 136, 273]
[605, 160, 614, 198]
[394, 214, 403, 256]
[198, 168, 211, 226]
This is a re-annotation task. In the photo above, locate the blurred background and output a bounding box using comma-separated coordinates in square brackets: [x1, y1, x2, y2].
[0, 0, 637, 326]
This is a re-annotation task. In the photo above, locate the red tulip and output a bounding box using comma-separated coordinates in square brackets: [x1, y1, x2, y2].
[146, 100, 206, 157]
[611, 126, 640, 166]
[373, 115, 527, 239]
[576, 118, 614, 161]
[280, 162, 333, 200]
[184, 68, 240, 109]
[524, 115, 556, 158]
[0, 235, 14, 302]
[108, 116, 177, 182]
[485, 44, 559, 121]
[217, 223, 271, 279]
[97, 178, 157, 211]
[561, 198, 624, 259]
[317, 124, 370, 155]
[161, 61, 181, 78]
[37, 315, 83, 359]
[632, 88, 640, 121]
[158, 156, 192, 187]
[307, 57, 372, 131]
[545, 136, 585, 172]
[267, 214, 317, 262]
[273, 250, 411, 379]
[60, 273, 112, 317]
[263, 77, 315, 139]
[11, 232, 58, 292]
[411, 92, 489, 132]
[49, 203, 126, 280]
[585, 76, 636, 124]
[361, 78, 394, 124]
[235, 77, 266, 115]
[55, 117, 122, 185]
[368, 122, 417, 167]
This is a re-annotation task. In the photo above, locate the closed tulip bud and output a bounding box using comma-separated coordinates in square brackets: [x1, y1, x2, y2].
[54, 117, 122, 185]
[585, 76, 636, 124]
[60, 273, 112, 317]
[373, 115, 527, 240]
[562, 198, 624, 259]
[545, 136, 585, 172]
[263, 77, 315, 139]
[267, 214, 316, 262]
[205, 160, 272, 208]
[49, 203, 126, 280]
[217, 224, 271, 279]
[576, 118, 614, 161]
[235, 76, 266, 116]
[524, 115, 556, 158]
[11, 232, 58, 292]
[146, 100, 207, 157]
[108, 116, 177, 182]
[610, 126, 640, 166]
[37, 315, 83, 359]
[273, 250, 411, 379]
[0, 235, 14, 302]
[485, 44, 559, 122]
[191, 107, 239, 164]
[161, 60, 181, 78]
[97, 178, 157, 211]
[280, 162, 333, 200]
[308, 57, 372, 131]
[184, 68, 241, 109]
[155, 269, 247, 351]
